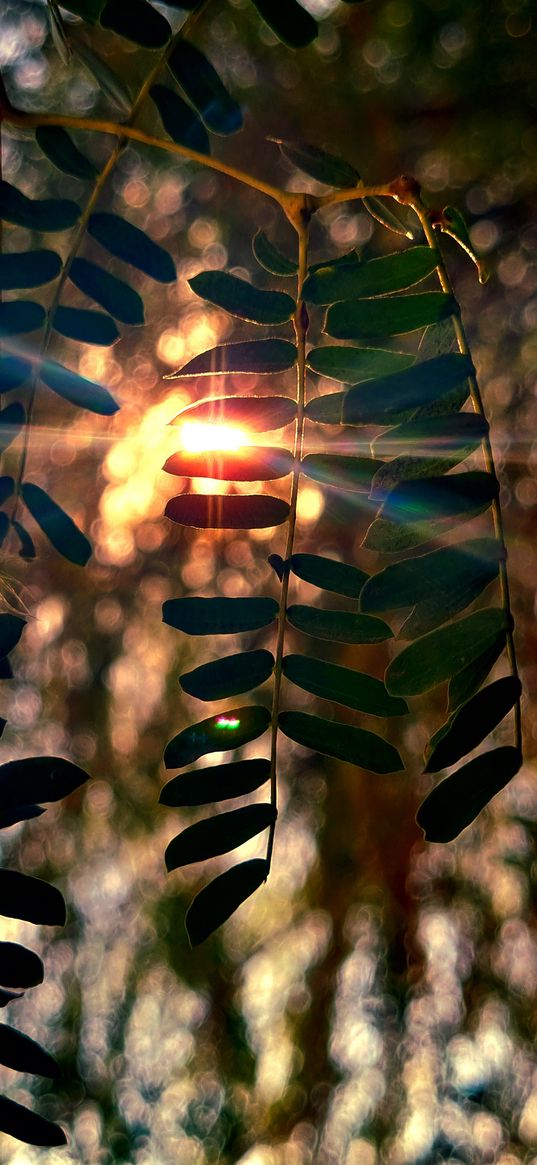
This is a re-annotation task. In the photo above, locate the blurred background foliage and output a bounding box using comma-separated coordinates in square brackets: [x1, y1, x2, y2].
[1, 0, 537, 1162]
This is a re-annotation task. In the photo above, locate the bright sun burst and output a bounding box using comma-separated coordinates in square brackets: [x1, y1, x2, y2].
[179, 421, 252, 454]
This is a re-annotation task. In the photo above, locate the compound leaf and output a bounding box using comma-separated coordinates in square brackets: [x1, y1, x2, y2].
[361, 538, 504, 614]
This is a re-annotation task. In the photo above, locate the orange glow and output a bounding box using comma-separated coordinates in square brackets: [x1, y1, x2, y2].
[179, 421, 252, 454]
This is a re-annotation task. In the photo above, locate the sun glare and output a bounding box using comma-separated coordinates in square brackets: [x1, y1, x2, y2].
[179, 421, 252, 454]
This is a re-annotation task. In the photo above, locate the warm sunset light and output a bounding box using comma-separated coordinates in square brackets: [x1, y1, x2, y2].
[179, 421, 252, 454]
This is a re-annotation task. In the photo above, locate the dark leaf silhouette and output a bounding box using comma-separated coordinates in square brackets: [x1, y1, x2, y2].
[448, 635, 507, 711]
[160, 759, 270, 808]
[287, 605, 392, 643]
[0, 403, 26, 453]
[150, 84, 210, 154]
[189, 270, 294, 324]
[0, 1096, 66, 1146]
[164, 706, 271, 767]
[21, 483, 91, 565]
[361, 538, 503, 615]
[342, 354, 473, 424]
[168, 40, 243, 135]
[385, 608, 509, 696]
[417, 747, 522, 842]
[425, 677, 521, 772]
[163, 447, 293, 481]
[163, 597, 278, 635]
[35, 125, 97, 179]
[40, 359, 119, 415]
[186, 858, 269, 946]
[273, 139, 358, 186]
[289, 553, 368, 597]
[100, 0, 171, 47]
[0, 250, 62, 290]
[0, 615, 25, 660]
[253, 230, 297, 276]
[165, 804, 275, 870]
[0, 943, 44, 989]
[252, 2, 317, 48]
[0, 302, 46, 336]
[165, 494, 290, 529]
[0, 180, 80, 231]
[302, 454, 382, 493]
[0, 756, 89, 811]
[69, 258, 144, 325]
[0, 1024, 60, 1077]
[0, 870, 66, 926]
[88, 212, 176, 282]
[180, 650, 274, 701]
[52, 305, 119, 346]
[282, 655, 408, 716]
[279, 711, 403, 773]
[0, 805, 44, 830]
[171, 395, 296, 431]
[167, 338, 296, 377]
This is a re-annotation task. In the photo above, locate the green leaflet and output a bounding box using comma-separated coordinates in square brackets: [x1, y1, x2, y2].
[307, 346, 414, 384]
[165, 494, 290, 530]
[0, 180, 80, 231]
[35, 126, 97, 180]
[342, 355, 474, 425]
[0, 403, 26, 453]
[0, 1095, 66, 1147]
[425, 676, 521, 773]
[325, 293, 456, 341]
[0, 870, 65, 927]
[165, 804, 275, 870]
[302, 454, 382, 493]
[0, 302, 46, 336]
[362, 503, 495, 553]
[251, 1, 317, 47]
[0, 756, 89, 811]
[100, 0, 171, 47]
[253, 230, 297, 277]
[69, 258, 144, 325]
[416, 746, 521, 842]
[360, 539, 504, 614]
[385, 607, 509, 696]
[289, 553, 369, 597]
[0, 615, 26, 660]
[272, 139, 359, 187]
[400, 568, 501, 640]
[159, 759, 271, 807]
[189, 270, 295, 325]
[379, 472, 498, 525]
[88, 212, 176, 282]
[164, 706, 271, 767]
[162, 597, 279, 635]
[171, 395, 296, 432]
[282, 655, 408, 716]
[180, 650, 274, 701]
[304, 393, 345, 424]
[40, 359, 119, 415]
[186, 858, 269, 946]
[302, 247, 440, 305]
[0, 355, 32, 392]
[0, 1022, 60, 1077]
[279, 710, 403, 773]
[0, 251, 61, 290]
[287, 605, 392, 644]
[21, 482, 91, 566]
[308, 251, 361, 277]
[51, 305, 119, 346]
[448, 634, 507, 712]
[168, 40, 242, 135]
[370, 415, 488, 495]
[73, 40, 132, 115]
[163, 447, 293, 481]
[362, 196, 414, 238]
[166, 339, 296, 377]
[150, 84, 210, 155]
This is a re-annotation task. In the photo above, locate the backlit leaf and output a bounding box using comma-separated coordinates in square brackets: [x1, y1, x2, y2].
[253, 230, 297, 276]
[307, 346, 414, 383]
[0, 615, 26, 660]
[0, 302, 45, 336]
[326, 293, 456, 341]
[380, 472, 498, 525]
[272, 139, 358, 187]
[0, 943, 43, 988]
[302, 453, 381, 492]
[370, 414, 487, 495]
[163, 597, 278, 635]
[171, 395, 296, 431]
[165, 494, 290, 529]
[168, 40, 242, 135]
[304, 393, 345, 424]
[416, 746, 521, 842]
[289, 553, 368, 597]
[0, 756, 89, 811]
[189, 270, 294, 324]
[342, 354, 474, 425]
[163, 447, 293, 481]
[165, 804, 275, 870]
[279, 710, 403, 773]
[362, 506, 494, 554]
[0, 250, 61, 290]
[40, 359, 119, 415]
[88, 212, 176, 282]
[150, 84, 209, 154]
[100, 0, 171, 47]
[52, 305, 119, 345]
[440, 206, 489, 285]
[363, 196, 414, 238]
[160, 759, 270, 807]
[69, 258, 144, 325]
[0, 870, 65, 926]
[0, 356, 32, 393]
[180, 650, 274, 701]
[302, 246, 440, 304]
[186, 858, 268, 946]
[166, 338, 296, 377]
[361, 537, 503, 620]
[283, 655, 408, 716]
[252, 1, 317, 48]
[73, 40, 131, 115]
[0, 1025, 60, 1077]
[21, 483, 91, 565]
[35, 125, 97, 179]
[0, 180, 80, 231]
[385, 608, 509, 696]
[164, 706, 271, 767]
[0, 1097, 66, 1146]
[287, 605, 392, 643]
[425, 676, 521, 773]
[448, 635, 506, 711]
